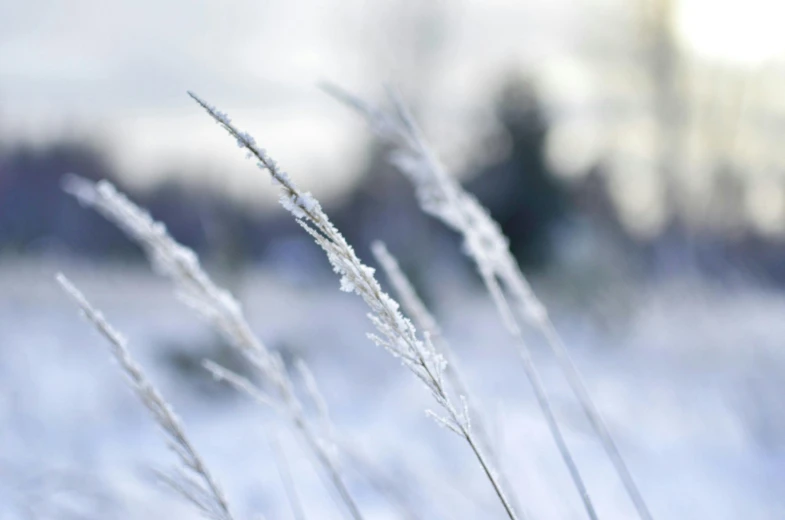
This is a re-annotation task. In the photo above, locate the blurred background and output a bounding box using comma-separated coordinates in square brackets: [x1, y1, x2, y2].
[2, 0, 785, 518]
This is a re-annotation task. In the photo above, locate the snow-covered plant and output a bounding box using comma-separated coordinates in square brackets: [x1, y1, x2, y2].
[371, 241, 521, 513]
[63, 176, 363, 520]
[56, 274, 234, 520]
[189, 92, 521, 520]
[325, 84, 653, 520]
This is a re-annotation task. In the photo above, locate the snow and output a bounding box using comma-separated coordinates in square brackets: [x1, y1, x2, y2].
[1, 259, 783, 519]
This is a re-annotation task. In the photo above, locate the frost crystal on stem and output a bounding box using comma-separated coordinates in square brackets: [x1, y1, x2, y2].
[57, 274, 234, 520]
[372, 241, 523, 516]
[190, 92, 520, 520]
[327, 83, 655, 520]
[63, 175, 364, 520]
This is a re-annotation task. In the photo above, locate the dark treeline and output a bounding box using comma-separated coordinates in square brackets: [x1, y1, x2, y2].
[0, 77, 573, 273]
[2, 79, 785, 286]
[0, 139, 291, 262]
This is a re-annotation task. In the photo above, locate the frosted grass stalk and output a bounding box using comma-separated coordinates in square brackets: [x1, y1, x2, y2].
[269, 433, 307, 520]
[190, 91, 520, 520]
[56, 274, 234, 520]
[63, 176, 363, 520]
[295, 359, 425, 520]
[327, 84, 653, 520]
[202, 360, 359, 520]
[371, 241, 523, 515]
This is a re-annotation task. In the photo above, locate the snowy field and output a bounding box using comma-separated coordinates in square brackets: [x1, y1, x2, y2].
[1, 258, 783, 519]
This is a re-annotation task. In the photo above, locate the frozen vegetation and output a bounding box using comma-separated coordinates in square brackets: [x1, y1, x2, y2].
[1, 92, 783, 519]
[2, 258, 785, 519]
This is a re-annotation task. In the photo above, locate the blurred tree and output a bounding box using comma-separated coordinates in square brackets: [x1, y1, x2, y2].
[0, 140, 137, 256]
[546, 0, 785, 240]
[0, 139, 277, 265]
[467, 77, 571, 269]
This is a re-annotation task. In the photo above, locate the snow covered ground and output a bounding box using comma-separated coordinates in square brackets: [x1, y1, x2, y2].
[1, 259, 783, 519]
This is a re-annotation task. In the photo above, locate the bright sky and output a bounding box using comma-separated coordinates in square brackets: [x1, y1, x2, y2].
[3, 0, 785, 228]
[0, 0, 577, 207]
[676, 0, 785, 65]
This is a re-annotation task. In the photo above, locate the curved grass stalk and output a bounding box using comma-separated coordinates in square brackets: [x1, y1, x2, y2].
[371, 241, 524, 517]
[57, 275, 234, 520]
[190, 91, 521, 520]
[325, 83, 654, 520]
[63, 176, 364, 520]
